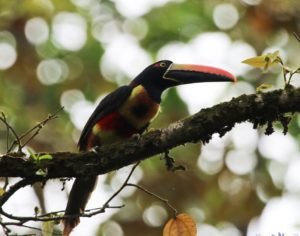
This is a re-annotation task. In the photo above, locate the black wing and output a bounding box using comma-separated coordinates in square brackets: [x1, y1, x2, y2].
[78, 85, 132, 151]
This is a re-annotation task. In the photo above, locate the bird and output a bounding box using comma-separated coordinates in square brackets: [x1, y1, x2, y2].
[63, 60, 236, 235]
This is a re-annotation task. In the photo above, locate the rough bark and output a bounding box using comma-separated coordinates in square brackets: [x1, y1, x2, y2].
[0, 87, 300, 179]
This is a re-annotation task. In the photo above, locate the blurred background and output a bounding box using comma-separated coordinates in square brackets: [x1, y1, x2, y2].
[0, 0, 300, 235]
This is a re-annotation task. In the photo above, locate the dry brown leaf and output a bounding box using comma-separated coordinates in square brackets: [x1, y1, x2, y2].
[163, 213, 197, 236]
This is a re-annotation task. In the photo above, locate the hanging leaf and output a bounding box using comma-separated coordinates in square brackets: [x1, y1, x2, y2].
[163, 213, 197, 236]
[242, 50, 280, 71]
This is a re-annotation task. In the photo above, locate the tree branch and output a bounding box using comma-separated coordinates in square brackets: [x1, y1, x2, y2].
[0, 87, 300, 180]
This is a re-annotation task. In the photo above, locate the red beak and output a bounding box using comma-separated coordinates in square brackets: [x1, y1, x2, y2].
[163, 63, 236, 84]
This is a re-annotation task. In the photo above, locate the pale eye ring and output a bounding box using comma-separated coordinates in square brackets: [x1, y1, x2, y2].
[160, 62, 167, 67]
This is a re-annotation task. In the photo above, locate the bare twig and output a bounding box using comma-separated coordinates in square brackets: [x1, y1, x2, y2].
[79, 161, 141, 218]
[293, 32, 300, 42]
[126, 183, 178, 216]
[18, 107, 64, 149]
[0, 178, 39, 208]
[0, 162, 140, 234]
[0, 107, 64, 153]
[0, 112, 22, 153]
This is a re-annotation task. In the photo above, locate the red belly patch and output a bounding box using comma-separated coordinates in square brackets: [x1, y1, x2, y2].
[96, 112, 138, 137]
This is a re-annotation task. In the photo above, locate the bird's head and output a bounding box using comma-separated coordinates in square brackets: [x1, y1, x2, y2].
[130, 60, 236, 102]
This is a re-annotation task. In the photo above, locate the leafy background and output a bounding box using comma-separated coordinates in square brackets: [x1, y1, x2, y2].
[1, 0, 300, 235]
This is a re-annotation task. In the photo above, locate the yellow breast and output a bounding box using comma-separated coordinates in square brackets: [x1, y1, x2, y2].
[119, 85, 160, 130]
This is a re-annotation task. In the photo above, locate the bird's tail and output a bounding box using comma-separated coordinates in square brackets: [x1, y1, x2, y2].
[63, 176, 97, 236]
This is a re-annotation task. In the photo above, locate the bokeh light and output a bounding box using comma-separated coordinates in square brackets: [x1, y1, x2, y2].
[52, 12, 87, 51]
[219, 222, 242, 236]
[100, 34, 151, 84]
[60, 89, 85, 112]
[284, 155, 300, 193]
[112, 0, 174, 18]
[142, 204, 168, 227]
[25, 17, 49, 45]
[248, 195, 300, 235]
[198, 135, 226, 175]
[36, 58, 69, 85]
[101, 221, 124, 236]
[258, 131, 298, 163]
[231, 123, 258, 151]
[198, 224, 221, 236]
[213, 3, 239, 30]
[218, 173, 249, 195]
[0, 31, 17, 70]
[241, 0, 262, 6]
[0, 43, 17, 70]
[110, 165, 143, 198]
[225, 150, 257, 175]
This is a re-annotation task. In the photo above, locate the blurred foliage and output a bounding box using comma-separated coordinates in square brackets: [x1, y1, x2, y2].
[1, 0, 300, 235]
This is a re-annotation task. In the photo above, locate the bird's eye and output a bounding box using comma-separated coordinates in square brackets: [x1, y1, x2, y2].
[160, 62, 167, 67]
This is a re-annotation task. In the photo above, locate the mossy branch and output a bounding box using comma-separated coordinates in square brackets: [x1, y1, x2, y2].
[1, 87, 300, 180]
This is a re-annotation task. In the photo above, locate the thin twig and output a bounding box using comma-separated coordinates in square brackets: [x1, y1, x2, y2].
[79, 161, 141, 218]
[126, 183, 178, 216]
[0, 162, 140, 234]
[0, 112, 22, 153]
[19, 107, 64, 149]
[293, 32, 300, 42]
[0, 178, 39, 208]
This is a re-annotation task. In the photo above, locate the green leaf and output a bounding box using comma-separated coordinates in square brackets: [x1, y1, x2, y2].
[242, 50, 280, 71]
[28, 147, 38, 160]
[38, 154, 53, 161]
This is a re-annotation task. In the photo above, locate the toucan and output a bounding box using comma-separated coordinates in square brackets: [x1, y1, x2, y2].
[63, 60, 236, 235]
